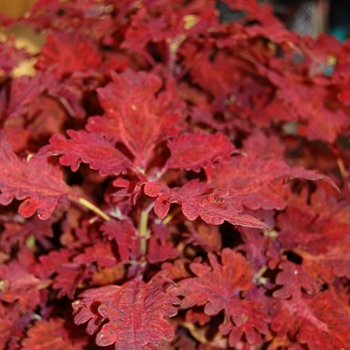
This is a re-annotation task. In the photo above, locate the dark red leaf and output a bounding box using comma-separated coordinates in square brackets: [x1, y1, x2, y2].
[277, 190, 350, 282]
[170, 249, 253, 315]
[74, 272, 180, 349]
[41, 130, 133, 176]
[36, 31, 103, 78]
[273, 261, 321, 299]
[170, 249, 269, 345]
[242, 130, 285, 161]
[53, 263, 86, 299]
[92, 264, 126, 286]
[31, 248, 72, 279]
[147, 237, 179, 264]
[266, 74, 349, 143]
[100, 218, 140, 262]
[73, 242, 118, 268]
[206, 156, 336, 211]
[184, 223, 222, 253]
[144, 180, 268, 229]
[0, 135, 70, 220]
[6, 74, 45, 120]
[0, 260, 51, 312]
[297, 247, 350, 284]
[219, 290, 271, 346]
[0, 216, 55, 254]
[161, 259, 192, 281]
[271, 291, 350, 349]
[22, 318, 86, 350]
[166, 131, 235, 172]
[89, 70, 183, 168]
[73, 284, 119, 335]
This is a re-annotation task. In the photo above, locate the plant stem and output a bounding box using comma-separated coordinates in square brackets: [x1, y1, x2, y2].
[69, 195, 110, 221]
[138, 202, 155, 256]
[163, 206, 182, 225]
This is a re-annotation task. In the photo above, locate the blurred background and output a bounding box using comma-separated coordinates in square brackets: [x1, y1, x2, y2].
[0, 0, 36, 19]
[0, 0, 349, 41]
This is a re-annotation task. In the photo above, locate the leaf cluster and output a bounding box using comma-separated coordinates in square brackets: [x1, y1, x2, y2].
[1, 0, 350, 349]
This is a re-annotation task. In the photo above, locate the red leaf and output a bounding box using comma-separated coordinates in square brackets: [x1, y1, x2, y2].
[73, 242, 118, 268]
[0, 135, 70, 220]
[52, 263, 86, 299]
[296, 247, 350, 283]
[101, 218, 140, 262]
[121, 4, 216, 58]
[273, 261, 321, 299]
[89, 70, 183, 168]
[74, 272, 180, 349]
[271, 291, 350, 349]
[144, 180, 268, 229]
[170, 249, 269, 345]
[277, 190, 350, 282]
[2, 124, 31, 153]
[184, 223, 222, 253]
[206, 156, 336, 211]
[266, 74, 349, 143]
[41, 130, 132, 176]
[73, 285, 119, 335]
[147, 237, 179, 264]
[36, 31, 103, 78]
[242, 130, 285, 161]
[161, 259, 192, 281]
[0, 260, 51, 312]
[6, 75, 45, 120]
[32, 248, 72, 279]
[185, 307, 211, 326]
[219, 290, 271, 346]
[22, 318, 87, 350]
[170, 249, 253, 315]
[0, 215, 55, 254]
[166, 131, 235, 172]
[92, 264, 126, 286]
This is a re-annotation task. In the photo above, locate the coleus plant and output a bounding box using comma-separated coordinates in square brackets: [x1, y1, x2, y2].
[0, 0, 350, 349]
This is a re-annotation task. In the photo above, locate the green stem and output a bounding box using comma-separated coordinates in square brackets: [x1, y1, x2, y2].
[163, 206, 182, 225]
[254, 265, 268, 285]
[69, 195, 110, 221]
[138, 202, 155, 256]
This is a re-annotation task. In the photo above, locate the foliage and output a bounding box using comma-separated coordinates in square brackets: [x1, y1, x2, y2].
[0, 0, 350, 348]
